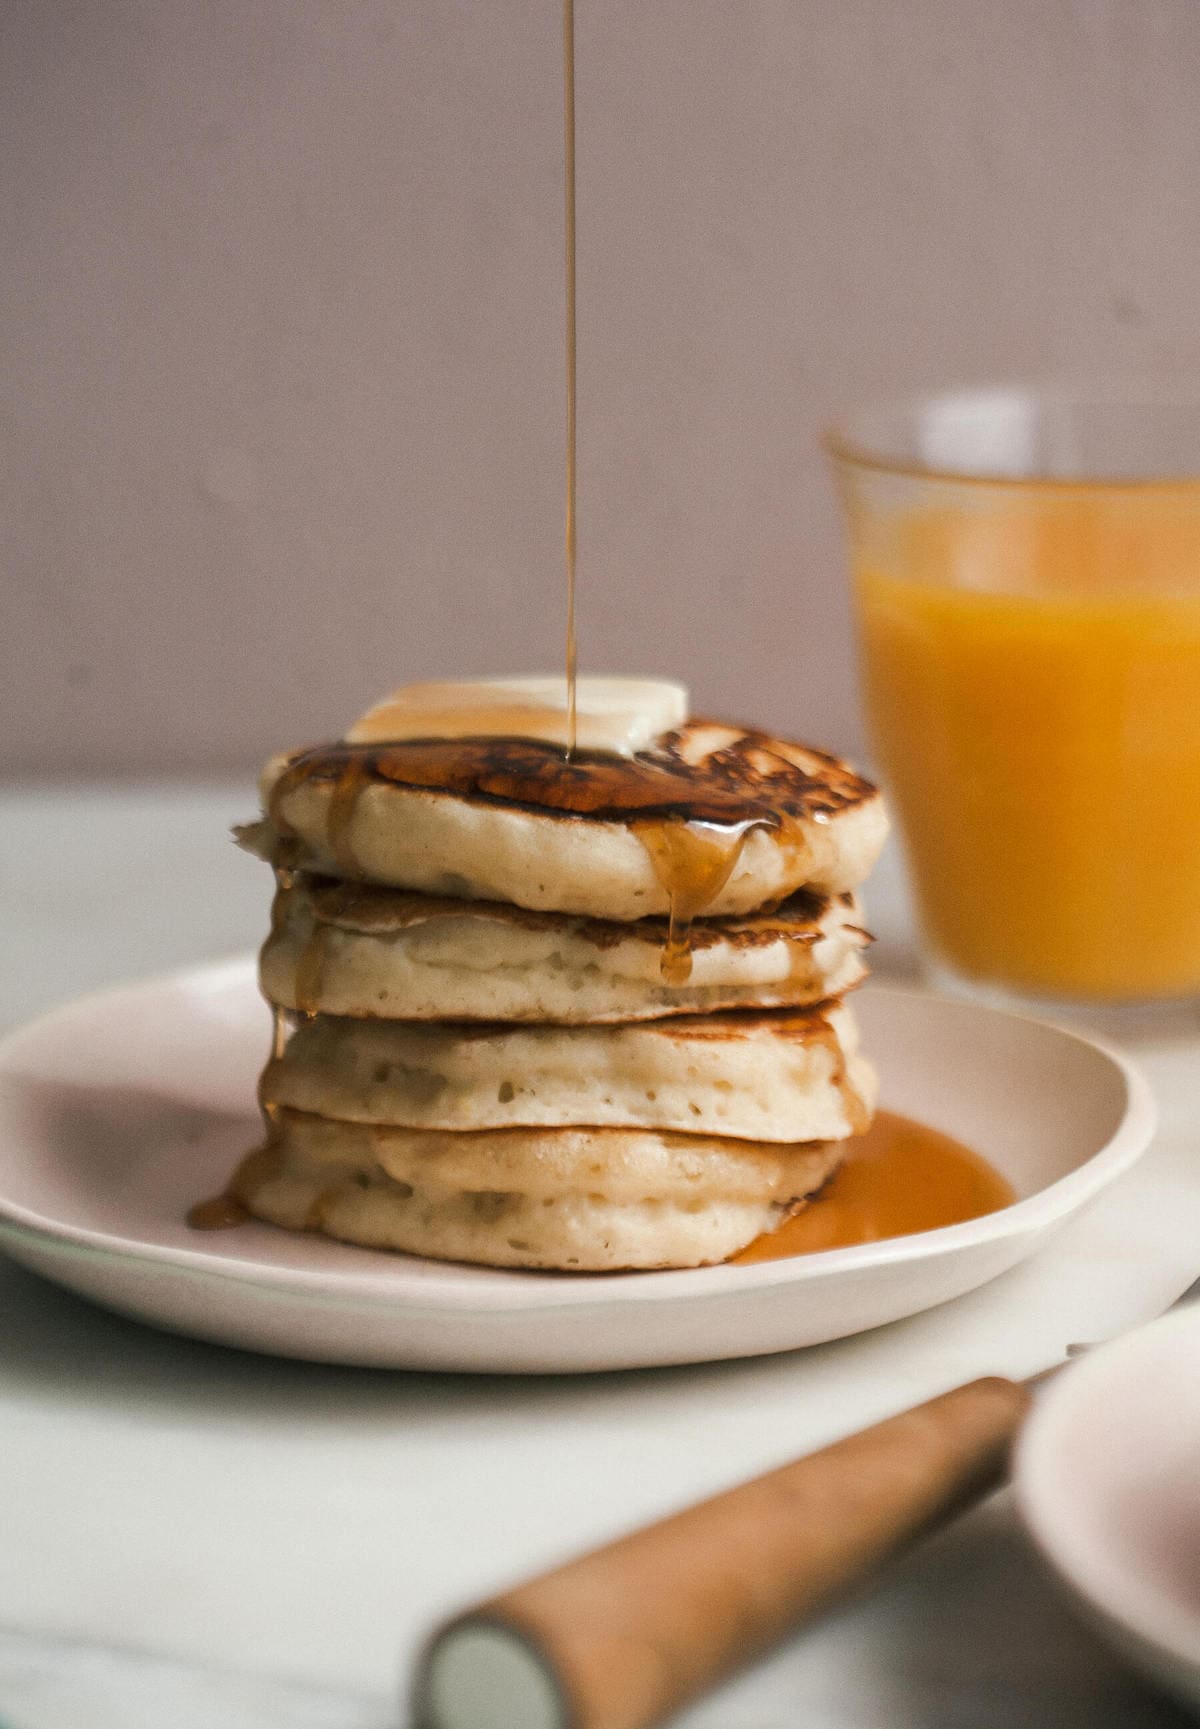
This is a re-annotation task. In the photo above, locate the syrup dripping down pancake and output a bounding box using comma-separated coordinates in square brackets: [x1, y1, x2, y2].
[255, 720, 888, 924]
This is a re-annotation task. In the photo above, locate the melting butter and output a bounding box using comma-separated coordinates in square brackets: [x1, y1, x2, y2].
[344, 676, 688, 757]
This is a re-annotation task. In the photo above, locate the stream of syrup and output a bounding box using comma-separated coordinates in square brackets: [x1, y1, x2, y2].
[256, 6, 876, 985]
[563, 0, 578, 757]
[191, 16, 1012, 1263]
[256, 0, 844, 989]
[555, 1, 715, 966]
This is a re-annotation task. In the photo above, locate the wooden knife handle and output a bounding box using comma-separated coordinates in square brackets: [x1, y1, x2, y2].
[415, 1376, 1031, 1729]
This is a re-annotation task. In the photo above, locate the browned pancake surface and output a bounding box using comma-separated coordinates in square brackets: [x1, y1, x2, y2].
[268, 719, 877, 829]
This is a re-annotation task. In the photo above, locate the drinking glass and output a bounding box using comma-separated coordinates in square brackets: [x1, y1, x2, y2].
[828, 387, 1200, 1016]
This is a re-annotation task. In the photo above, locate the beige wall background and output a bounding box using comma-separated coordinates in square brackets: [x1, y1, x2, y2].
[4, 0, 1200, 775]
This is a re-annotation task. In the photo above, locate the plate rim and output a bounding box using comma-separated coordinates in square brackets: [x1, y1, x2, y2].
[0, 959, 1158, 1317]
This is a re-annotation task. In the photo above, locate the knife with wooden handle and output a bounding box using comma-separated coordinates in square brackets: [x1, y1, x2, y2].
[413, 1374, 1030, 1729]
[414, 1276, 1200, 1729]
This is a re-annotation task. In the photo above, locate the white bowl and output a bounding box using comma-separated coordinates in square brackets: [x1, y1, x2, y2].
[1016, 1303, 1200, 1713]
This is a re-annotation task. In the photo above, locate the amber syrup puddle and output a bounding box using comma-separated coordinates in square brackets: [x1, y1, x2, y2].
[733, 1110, 1014, 1262]
[186, 1193, 250, 1231]
[187, 1124, 285, 1233]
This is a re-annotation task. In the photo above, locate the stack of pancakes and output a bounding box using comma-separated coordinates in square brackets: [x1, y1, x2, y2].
[230, 715, 888, 1270]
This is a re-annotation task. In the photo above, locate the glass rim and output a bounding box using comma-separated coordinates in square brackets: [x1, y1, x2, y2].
[823, 381, 1200, 490]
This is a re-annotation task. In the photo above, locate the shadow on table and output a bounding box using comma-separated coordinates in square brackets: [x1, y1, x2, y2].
[684, 1493, 1193, 1729]
[0, 1248, 844, 1425]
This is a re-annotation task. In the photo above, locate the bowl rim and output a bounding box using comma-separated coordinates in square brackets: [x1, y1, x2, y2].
[1015, 1302, 1200, 1674]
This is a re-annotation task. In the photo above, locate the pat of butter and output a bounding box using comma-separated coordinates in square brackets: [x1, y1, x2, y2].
[345, 676, 689, 756]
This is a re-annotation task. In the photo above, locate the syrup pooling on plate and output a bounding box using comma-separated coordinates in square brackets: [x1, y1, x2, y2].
[186, 1132, 285, 1233]
[733, 1111, 1015, 1261]
[185, 1192, 250, 1231]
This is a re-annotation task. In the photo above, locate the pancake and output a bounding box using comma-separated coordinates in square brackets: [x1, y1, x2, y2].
[253, 720, 888, 920]
[233, 1109, 844, 1270]
[259, 876, 871, 1023]
[259, 1002, 875, 1143]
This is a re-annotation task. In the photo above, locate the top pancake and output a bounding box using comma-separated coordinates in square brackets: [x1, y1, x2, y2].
[256, 719, 888, 922]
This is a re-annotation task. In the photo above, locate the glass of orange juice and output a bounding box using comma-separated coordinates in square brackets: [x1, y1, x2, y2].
[828, 387, 1200, 1016]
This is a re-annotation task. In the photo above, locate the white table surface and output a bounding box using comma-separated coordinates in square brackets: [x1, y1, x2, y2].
[1, 781, 1197, 1729]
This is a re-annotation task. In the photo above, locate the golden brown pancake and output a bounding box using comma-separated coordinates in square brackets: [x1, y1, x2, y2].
[258, 875, 871, 1022]
[258, 1000, 876, 1143]
[232, 1109, 846, 1271]
[254, 719, 889, 920]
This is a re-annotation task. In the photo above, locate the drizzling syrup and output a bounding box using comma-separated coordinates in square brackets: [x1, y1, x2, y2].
[292, 926, 326, 1017]
[562, 0, 578, 756]
[635, 818, 758, 983]
[269, 868, 294, 1052]
[325, 750, 369, 877]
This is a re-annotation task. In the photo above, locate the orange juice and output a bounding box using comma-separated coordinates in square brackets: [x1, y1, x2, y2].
[855, 503, 1200, 998]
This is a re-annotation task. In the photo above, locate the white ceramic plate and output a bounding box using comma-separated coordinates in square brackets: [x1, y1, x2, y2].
[0, 960, 1155, 1373]
[1016, 1303, 1200, 1714]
